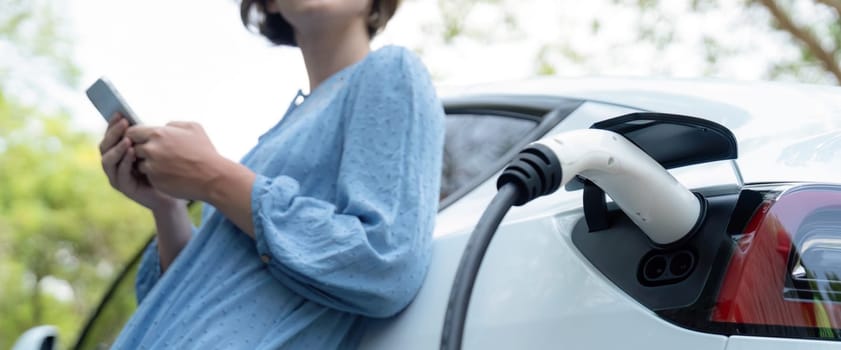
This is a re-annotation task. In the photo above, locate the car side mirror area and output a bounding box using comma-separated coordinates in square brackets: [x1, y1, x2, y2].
[11, 325, 58, 350]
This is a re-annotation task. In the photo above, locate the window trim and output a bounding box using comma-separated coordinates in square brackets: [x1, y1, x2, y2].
[439, 98, 583, 210]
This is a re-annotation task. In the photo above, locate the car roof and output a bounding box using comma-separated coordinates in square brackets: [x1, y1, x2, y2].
[440, 77, 841, 185]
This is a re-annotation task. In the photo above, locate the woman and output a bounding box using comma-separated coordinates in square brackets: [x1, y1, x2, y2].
[97, 0, 444, 348]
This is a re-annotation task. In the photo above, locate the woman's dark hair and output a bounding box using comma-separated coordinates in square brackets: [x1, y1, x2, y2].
[240, 0, 400, 46]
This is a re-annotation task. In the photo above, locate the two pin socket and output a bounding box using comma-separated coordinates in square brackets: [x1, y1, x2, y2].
[640, 250, 695, 285]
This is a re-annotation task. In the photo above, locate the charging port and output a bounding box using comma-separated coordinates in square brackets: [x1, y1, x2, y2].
[640, 250, 696, 286]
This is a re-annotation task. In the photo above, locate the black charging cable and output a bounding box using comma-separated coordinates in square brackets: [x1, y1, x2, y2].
[440, 144, 563, 350]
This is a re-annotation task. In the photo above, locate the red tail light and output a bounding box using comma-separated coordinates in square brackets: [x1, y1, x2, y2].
[712, 185, 841, 331]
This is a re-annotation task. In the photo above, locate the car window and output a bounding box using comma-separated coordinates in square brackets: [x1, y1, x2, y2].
[440, 114, 538, 201]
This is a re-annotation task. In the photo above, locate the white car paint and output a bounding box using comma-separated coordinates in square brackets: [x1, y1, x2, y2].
[727, 336, 841, 350]
[361, 212, 727, 349]
[11, 326, 57, 350]
[443, 77, 841, 185]
[360, 79, 841, 349]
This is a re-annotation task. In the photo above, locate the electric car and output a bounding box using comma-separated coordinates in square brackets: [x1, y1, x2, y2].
[14, 77, 841, 350]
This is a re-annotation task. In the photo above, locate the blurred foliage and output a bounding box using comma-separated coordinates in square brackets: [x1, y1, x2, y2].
[437, 0, 520, 44]
[429, 0, 521, 45]
[0, 1, 155, 349]
[749, 0, 841, 84]
[622, 0, 841, 83]
[73, 251, 142, 350]
[0, 93, 155, 349]
[427, 0, 841, 84]
[0, 0, 81, 88]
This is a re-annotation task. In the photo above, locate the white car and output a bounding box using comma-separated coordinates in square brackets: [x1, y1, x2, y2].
[15, 77, 841, 350]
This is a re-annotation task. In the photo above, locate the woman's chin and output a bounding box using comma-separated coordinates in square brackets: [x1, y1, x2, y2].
[280, 0, 368, 21]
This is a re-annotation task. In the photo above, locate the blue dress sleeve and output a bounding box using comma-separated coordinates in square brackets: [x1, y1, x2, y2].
[251, 47, 445, 318]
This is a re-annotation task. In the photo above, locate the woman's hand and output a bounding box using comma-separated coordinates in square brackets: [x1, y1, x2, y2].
[100, 115, 180, 211]
[126, 121, 229, 201]
[127, 121, 258, 236]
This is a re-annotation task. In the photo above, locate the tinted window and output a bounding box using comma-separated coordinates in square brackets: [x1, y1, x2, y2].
[440, 114, 537, 200]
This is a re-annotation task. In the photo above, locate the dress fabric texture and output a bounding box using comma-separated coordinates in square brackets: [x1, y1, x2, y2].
[110, 45, 445, 349]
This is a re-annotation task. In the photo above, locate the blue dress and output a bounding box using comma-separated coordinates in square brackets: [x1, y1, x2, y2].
[111, 46, 445, 349]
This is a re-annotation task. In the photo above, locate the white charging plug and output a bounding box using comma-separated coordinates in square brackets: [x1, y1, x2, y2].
[535, 129, 702, 245]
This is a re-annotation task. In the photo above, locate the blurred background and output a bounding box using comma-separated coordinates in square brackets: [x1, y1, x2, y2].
[1, 0, 840, 348]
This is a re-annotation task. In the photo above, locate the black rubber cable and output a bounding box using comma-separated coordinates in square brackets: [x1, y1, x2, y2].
[440, 143, 562, 350]
[440, 183, 520, 350]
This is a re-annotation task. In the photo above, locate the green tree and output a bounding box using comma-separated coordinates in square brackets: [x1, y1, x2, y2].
[419, 0, 841, 85]
[751, 0, 841, 84]
[0, 93, 156, 349]
[615, 0, 841, 84]
[0, 0, 80, 89]
[0, 1, 155, 348]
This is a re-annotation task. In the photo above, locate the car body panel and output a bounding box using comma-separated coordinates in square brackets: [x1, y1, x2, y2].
[362, 98, 738, 348]
[362, 79, 841, 349]
[442, 78, 841, 185]
[11, 326, 57, 350]
[360, 211, 727, 350]
[727, 336, 841, 350]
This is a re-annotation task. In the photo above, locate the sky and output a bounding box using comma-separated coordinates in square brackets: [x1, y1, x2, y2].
[64, 0, 441, 160]
[53, 0, 803, 160]
[67, 0, 327, 159]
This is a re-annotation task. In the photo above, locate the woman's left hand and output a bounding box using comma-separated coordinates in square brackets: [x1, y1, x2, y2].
[126, 122, 228, 201]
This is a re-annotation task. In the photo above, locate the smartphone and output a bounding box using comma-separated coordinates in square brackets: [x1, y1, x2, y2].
[85, 77, 143, 125]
